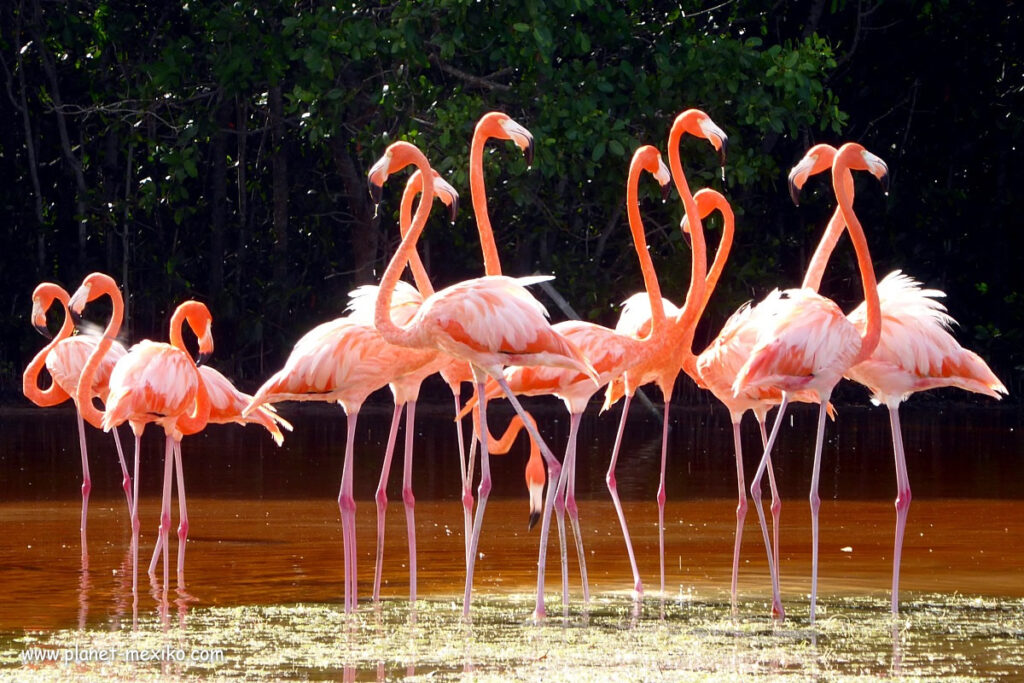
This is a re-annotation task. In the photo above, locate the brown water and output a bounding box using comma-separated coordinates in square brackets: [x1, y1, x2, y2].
[1, 401, 1023, 679]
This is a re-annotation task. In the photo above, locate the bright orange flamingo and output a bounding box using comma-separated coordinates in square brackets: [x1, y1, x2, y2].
[147, 364, 292, 575]
[460, 144, 675, 605]
[368, 140, 597, 620]
[23, 282, 132, 554]
[734, 142, 888, 622]
[242, 172, 458, 612]
[73, 274, 212, 596]
[603, 109, 726, 594]
[790, 144, 1007, 615]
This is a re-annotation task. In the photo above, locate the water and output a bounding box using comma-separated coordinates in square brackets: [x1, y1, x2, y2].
[1, 399, 1023, 679]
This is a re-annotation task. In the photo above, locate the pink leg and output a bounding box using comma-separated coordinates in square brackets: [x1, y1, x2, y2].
[452, 392, 474, 571]
[402, 401, 418, 603]
[605, 395, 643, 596]
[563, 412, 590, 604]
[750, 394, 788, 619]
[888, 405, 911, 615]
[757, 416, 783, 583]
[807, 396, 831, 624]
[130, 431, 142, 596]
[111, 425, 133, 515]
[156, 436, 175, 595]
[729, 418, 747, 613]
[463, 381, 492, 618]
[75, 412, 91, 561]
[373, 403, 404, 602]
[339, 409, 359, 613]
[173, 441, 188, 578]
[656, 400, 670, 593]
[551, 447, 570, 609]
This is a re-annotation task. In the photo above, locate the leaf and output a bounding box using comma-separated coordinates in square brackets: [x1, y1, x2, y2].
[513, 22, 530, 32]
[592, 141, 606, 162]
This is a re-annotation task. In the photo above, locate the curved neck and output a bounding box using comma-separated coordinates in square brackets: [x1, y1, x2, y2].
[169, 305, 189, 353]
[374, 149, 434, 347]
[76, 282, 125, 428]
[699, 200, 734, 319]
[667, 127, 708, 337]
[23, 289, 74, 407]
[469, 126, 503, 276]
[174, 367, 211, 436]
[625, 157, 667, 335]
[400, 178, 436, 297]
[801, 206, 846, 292]
[833, 163, 880, 363]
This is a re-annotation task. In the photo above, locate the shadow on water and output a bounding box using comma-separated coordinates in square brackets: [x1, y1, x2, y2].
[1, 399, 1023, 679]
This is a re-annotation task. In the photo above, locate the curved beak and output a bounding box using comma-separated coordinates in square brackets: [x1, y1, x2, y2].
[502, 118, 534, 167]
[196, 350, 212, 367]
[34, 322, 53, 339]
[528, 511, 541, 531]
[367, 153, 390, 207]
[679, 216, 693, 249]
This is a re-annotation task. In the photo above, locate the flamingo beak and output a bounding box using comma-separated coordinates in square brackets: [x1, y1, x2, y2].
[679, 216, 693, 249]
[367, 153, 390, 207]
[448, 194, 459, 223]
[502, 118, 534, 167]
[196, 350, 212, 367]
[787, 155, 816, 206]
[34, 322, 53, 339]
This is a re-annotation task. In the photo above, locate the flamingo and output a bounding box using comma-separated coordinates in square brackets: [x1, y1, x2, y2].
[789, 144, 1008, 615]
[146, 364, 293, 575]
[242, 172, 458, 612]
[603, 108, 727, 594]
[73, 273, 212, 596]
[22, 282, 133, 554]
[734, 142, 888, 622]
[690, 188, 832, 611]
[459, 144, 676, 604]
[367, 140, 598, 620]
[468, 408, 547, 527]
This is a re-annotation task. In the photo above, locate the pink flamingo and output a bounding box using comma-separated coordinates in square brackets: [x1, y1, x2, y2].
[368, 140, 597, 620]
[73, 273, 212, 595]
[242, 172, 458, 612]
[460, 144, 676, 604]
[23, 282, 132, 554]
[790, 144, 1007, 615]
[603, 109, 727, 594]
[734, 142, 888, 622]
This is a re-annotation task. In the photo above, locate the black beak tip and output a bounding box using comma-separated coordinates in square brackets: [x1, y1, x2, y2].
[34, 323, 53, 340]
[880, 172, 890, 195]
[449, 196, 459, 224]
[369, 181, 383, 206]
[660, 183, 671, 202]
[196, 350, 212, 367]
[682, 230, 692, 249]
[789, 182, 801, 207]
[524, 141, 534, 168]
[718, 139, 728, 167]
[70, 310, 84, 327]
[528, 512, 540, 531]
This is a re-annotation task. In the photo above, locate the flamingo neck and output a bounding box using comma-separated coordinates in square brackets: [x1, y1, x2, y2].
[374, 150, 434, 348]
[801, 206, 846, 292]
[399, 179, 436, 297]
[625, 158, 667, 336]
[699, 201, 735, 320]
[22, 289, 74, 407]
[833, 165, 881, 363]
[667, 127, 708, 341]
[470, 128, 503, 276]
[76, 281, 125, 429]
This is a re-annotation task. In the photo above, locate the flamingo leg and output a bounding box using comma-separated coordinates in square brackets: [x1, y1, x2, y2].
[486, 378, 563, 622]
[758, 416, 783, 583]
[402, 400, 418, 604]
[729, 418, 747, 614]
[173, 441, 188, 579]
[452, 391, 474, 571]
[750, 393, 789, 619]
[551, 449, 571, 610]
[888, 404, 911, 615]
[605, 394, 643, 596]
[372, 403, 404, 602]
[111, 425, 133, 515]
[75, 412, 91, 561]
[807, 394, 831, 624]
[340, 409, 360, 613]
[156, 436, 175, 595]
[463, 381, 491, 618]
[130, 431, 142, 596]
[563, 411, 590, 604]
[656, 400, 670, 594]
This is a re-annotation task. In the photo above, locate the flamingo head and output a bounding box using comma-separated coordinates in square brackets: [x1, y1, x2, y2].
[31, 282, 67, 339]
[367, 141, 432, 208]
[173, 300, 214, 366]
[525, 440, 545, 531]
[679, 188, 731, 249]
[68, 272, 119, 327]
[788, 143, 838, 205]
[406, 169, 460, 223]
[479, 111, 535, 167]
[632, 145, 673, 201]
[674, 109, 729, 168]
[837, 142, 890, 195]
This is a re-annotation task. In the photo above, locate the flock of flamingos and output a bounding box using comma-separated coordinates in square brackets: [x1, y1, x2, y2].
[23, 109, 1006, 626]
